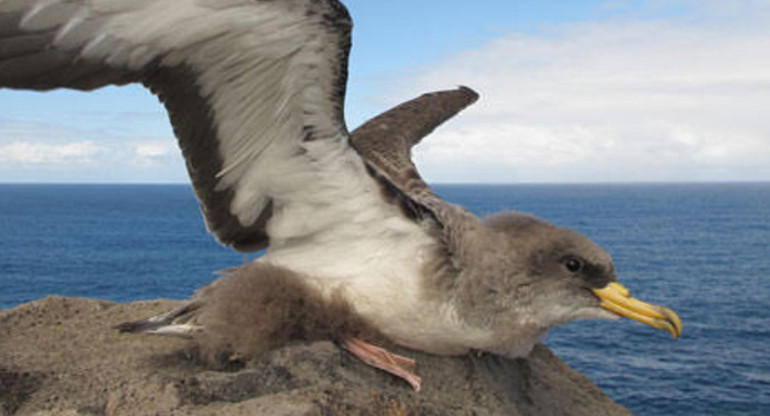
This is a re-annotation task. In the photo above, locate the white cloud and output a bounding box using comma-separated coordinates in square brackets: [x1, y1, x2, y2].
[0, 141, 100, 164]
[0, 119, 187, 182]
[398, 2, 770, 182]
[128, 140, 183, 171]
[134, 140, 173, 159]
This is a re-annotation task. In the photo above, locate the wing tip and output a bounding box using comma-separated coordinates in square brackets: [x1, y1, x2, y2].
[457, 85, 480, 103]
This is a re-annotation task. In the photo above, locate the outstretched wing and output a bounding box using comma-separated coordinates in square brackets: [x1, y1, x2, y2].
[0, 0, 352, 251]
[350, 86, 479, 226]
[350, 87, 495, 274]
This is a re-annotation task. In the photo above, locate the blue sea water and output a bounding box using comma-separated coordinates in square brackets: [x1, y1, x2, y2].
[1, 183, 768, 415]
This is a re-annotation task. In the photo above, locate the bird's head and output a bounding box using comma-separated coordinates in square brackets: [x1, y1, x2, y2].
[471, 211, 681, 356]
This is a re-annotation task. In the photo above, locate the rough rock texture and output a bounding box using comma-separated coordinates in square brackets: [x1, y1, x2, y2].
[0, 297, 632, 416]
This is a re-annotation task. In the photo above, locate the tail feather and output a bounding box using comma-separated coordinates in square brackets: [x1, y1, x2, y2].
[115, 301, 203, 338]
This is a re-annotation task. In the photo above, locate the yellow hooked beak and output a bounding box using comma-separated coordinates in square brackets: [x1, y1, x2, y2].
[593, 282, 682, 338]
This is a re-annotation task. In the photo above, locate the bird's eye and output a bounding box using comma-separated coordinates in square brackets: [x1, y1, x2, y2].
[564, 257, 584, 273]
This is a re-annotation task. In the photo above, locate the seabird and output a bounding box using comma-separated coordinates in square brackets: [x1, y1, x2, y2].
[0, 0, 681, 391]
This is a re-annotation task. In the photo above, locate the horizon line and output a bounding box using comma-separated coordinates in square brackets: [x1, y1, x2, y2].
[1, 180, 769, 186]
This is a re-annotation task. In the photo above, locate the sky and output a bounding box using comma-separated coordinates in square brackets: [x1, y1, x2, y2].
[1, 0, 769, 183]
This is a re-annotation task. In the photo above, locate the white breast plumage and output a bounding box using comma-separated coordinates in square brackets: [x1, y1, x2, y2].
[259, 138, 440, 338]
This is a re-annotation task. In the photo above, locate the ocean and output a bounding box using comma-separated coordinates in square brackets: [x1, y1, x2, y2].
[0, 183, 768, 415]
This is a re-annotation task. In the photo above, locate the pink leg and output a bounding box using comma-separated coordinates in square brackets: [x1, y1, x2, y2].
[341, 337, 422, 392]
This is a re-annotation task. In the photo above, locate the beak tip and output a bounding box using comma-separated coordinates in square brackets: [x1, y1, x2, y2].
[661, 307, 683, 339]
[594, 282, 683, 339]
[670, 327, 682, 339]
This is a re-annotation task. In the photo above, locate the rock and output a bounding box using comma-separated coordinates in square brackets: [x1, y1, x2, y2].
[0, 297, 632, 415]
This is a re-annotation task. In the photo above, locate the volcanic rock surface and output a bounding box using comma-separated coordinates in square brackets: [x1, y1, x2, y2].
[0, 296, 632, 415]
